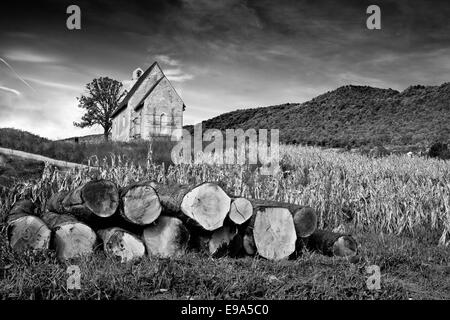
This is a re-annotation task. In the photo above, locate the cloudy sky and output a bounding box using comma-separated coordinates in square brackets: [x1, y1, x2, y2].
[0, 0, 449, 139]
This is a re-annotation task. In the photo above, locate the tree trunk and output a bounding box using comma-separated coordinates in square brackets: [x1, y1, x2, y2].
[7, 200, 51, 252]
[151, 182, 231, 231]
[292, 206, 317, 238]
[47, 179, 119, 220]
[251, 206, 297, 260]
[41, 212, 97, 260]
[46, 191, 69, 213]
[249, 199, 317, 238]
[103, 129, 109, 142]
[243, 224, 257, 256]
[208, 223, 238, 257]
[142, 216, 190, 258]
[229, 197, 253, 225]
[119, 182, 162, 225]
[8, 199, 38, 217]
[98, 227, 145, 263]
[239, 200, 317, 259]
[304, 229, 358, 257]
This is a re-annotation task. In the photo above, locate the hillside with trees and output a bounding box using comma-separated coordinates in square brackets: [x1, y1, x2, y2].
[186, 83, 450, 148]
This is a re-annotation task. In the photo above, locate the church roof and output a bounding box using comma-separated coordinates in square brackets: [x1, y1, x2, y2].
[111, 61, 159, 118]
[134, 77, 164, 112]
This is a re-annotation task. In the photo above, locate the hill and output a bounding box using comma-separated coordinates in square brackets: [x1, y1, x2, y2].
[0, 128, 149, 166]
[0, 128, 51, 153]
[185, 83, 450, 148]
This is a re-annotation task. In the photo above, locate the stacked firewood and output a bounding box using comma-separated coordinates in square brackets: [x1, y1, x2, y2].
[5, 179, 358, 262]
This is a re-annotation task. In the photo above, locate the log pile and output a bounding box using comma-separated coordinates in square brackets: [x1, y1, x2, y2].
[5, 179, 358, 262]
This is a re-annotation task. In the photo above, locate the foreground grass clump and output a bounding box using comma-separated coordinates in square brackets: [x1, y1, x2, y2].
[1, 229, 449, 300]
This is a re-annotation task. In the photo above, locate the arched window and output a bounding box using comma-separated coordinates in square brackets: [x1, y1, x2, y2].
[170, 108, 176, 127]
[160, 113, 168, 135]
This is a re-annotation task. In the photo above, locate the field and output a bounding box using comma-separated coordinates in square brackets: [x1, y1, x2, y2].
[0, 153, 45, 189]
[1, 145, 449, 299]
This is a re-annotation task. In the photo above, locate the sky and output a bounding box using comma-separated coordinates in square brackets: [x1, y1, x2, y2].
[0, 0, 449, 139]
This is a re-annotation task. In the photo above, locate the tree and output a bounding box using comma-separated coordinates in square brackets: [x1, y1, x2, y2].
[74, 77, 126, 141]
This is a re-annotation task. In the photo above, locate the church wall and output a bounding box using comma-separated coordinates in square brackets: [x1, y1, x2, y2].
[111, 107, 131, 141]
[141, 77, 184, 139]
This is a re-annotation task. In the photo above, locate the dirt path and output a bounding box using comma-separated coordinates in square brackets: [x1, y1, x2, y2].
[0, 147, 90, 170]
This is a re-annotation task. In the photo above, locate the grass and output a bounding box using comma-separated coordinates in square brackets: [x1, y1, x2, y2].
[0, 128, 151, 166]
[0, 144, 449, 300]
[0, 154, 45, 189]
[1, 232, 448, 300]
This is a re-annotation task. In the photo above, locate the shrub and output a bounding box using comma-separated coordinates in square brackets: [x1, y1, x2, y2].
[428, 142, 450, 160]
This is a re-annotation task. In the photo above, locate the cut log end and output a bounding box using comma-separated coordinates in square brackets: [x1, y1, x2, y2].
[7, 216, 51, 252]
[293, 207, 317, 238]
[98, 228, 145, 263]
[143, 216, 190, 258]
[122, 184, 162, 225]
[53, 221, 97, 260]
[82, 180, 119, 217]
[181, 183, 231, 231]
[253, 207, 297, 260]
[229, 198, 253, 225]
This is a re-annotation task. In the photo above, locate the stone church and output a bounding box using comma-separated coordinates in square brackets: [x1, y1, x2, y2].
[111, 62, 185, 141]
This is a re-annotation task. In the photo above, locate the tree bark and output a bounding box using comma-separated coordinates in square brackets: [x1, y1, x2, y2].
[142, 216, 190, 258]
[243, 223, 257, 256]
[6, 200, 51, 252]
[8, 199, 38, 217]
[98, 227, 145, 263]
[208, 223, 238, 257]
[41, 212, 97, 260]
[151, 182, 231, 231]
[47, 179, 119, 221]
[119, 182, 162, 225]
[304, 229, 358, 257]
[103, 129, 109, 142]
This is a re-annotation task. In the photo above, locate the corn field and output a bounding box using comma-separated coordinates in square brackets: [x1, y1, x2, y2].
[1, 145, 449, 245]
